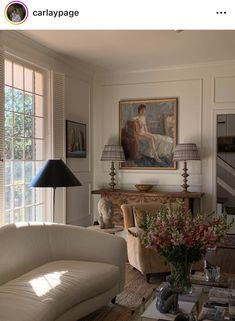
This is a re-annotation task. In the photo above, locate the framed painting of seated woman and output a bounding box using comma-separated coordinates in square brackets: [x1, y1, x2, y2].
[119, 98, 177, 169]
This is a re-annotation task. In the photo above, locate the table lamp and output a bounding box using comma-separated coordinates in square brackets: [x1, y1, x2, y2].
[173, 143, 200, 192]
[101, 145, 125, 190]
[30, 159, 81, 221]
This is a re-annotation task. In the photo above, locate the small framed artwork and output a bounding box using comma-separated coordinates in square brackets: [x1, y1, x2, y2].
[66, 120, 87, 158]
[119, 98, 177, 170]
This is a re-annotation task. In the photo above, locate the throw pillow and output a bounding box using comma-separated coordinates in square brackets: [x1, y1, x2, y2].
[133, 206, 158, 229]
[128, 227, 143, 237]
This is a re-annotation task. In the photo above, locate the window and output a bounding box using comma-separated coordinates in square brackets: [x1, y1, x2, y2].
[4, 59, 46, 223]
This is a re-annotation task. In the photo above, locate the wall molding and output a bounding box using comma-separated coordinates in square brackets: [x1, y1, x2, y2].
[1, 31, 94, 82]
[93, 63, 235, 214]
[101, 77, 205, 88]
[213, 76, 235, 104]
[95, 59, 235, 82]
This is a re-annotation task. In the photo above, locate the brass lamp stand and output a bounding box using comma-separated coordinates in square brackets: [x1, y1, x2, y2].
[109, 161, 116, 191]
[173, 143, 200, 192]
[182, 160, 189, 192]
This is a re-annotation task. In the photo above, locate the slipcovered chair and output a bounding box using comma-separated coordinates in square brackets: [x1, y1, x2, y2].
[121, 202, 171, 282]
[121, 202, 202, 282]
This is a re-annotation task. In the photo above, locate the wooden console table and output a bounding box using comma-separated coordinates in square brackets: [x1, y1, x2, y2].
[92, 189, 204, 226]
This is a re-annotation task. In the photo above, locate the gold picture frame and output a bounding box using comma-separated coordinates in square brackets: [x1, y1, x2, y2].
[119, 98, 177, 170]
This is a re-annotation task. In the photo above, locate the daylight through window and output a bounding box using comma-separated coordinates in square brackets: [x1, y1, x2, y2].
[4, 59, 45, 223]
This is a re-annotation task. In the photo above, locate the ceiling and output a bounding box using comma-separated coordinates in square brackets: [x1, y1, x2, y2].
[21, 30, 235, 72]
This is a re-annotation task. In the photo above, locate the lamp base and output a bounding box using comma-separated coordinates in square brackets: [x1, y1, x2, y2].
[181, 161, 189, 192]
[109, 161, 116, 191]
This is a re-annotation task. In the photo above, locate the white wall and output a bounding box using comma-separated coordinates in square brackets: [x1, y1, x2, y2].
[93, 61, 235, 217]
[0, 31, 94, 225]
[65, 72, 93, 226]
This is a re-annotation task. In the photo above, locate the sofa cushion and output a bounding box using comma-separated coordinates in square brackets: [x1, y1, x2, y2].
[0, 260, 120, 321]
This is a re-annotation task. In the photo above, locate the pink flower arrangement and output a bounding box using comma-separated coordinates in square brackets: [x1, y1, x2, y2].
[141, 205, 233, 264]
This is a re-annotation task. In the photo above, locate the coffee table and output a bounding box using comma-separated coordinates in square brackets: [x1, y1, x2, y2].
[140, 283, 235, 321]
[141, 287, 203, 321]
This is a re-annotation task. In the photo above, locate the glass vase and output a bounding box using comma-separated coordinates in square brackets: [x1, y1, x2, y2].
[170, 260, 192, 294]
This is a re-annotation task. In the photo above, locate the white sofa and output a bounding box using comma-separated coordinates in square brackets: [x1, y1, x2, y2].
[0, 223, 127, 321]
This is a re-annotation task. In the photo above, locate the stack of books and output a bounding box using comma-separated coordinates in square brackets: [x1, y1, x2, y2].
[198, 288, 235, 321]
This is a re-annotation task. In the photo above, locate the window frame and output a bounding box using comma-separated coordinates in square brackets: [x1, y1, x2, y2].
[2, 54, 52, 224]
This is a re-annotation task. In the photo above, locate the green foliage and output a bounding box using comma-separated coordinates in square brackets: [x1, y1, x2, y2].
[5, 87, 12, 110]
[5, 138, 12, 159]
[4, 86, 34, 161]
[14, 138, 24, 159]
[13, 89, 23, 112]
[14, 113, 24, 137]
[159, 243, 202, 264]
[25, 94, 33, 114]
[25, 116, 33, 137]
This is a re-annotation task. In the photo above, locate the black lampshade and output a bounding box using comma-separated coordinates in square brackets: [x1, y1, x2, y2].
[30, 159, 82, 188]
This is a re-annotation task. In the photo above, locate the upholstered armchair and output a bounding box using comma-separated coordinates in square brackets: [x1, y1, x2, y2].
[121, 202, 203, 282]
[121, 202, 171, 282]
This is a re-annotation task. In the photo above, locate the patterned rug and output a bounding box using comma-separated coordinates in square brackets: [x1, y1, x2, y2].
[79, 264, 166, 321]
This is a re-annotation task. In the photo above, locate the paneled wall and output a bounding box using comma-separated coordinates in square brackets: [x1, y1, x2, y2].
[92, 62, 235, 219]
[66, 74, 93, 226]
[2, 31, 235, 225]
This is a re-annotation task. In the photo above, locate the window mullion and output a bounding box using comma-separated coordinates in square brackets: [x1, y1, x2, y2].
[3, 58, 46, 224]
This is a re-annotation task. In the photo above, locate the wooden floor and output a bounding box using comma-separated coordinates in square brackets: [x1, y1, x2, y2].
[79, 264, 165, 321]
[79, 254, 235, 321]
